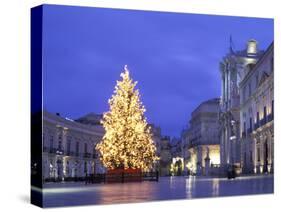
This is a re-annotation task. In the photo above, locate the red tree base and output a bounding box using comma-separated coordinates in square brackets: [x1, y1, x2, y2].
[106, 168, 142, 183]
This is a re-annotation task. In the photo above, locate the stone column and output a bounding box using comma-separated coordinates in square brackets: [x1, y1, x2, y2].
[224, 126, 227, 165]
[266, 131, 271, 173]
[197, 146, 202, 175]
[228, 118, 233, 164]
[252, 137, 257, 174]
[204, 147, 210, 176]
[220, 129, 224, 166]
[225, 69, 229, 104]
[222, 71, 226, 102]
[259, 134, 264, 173]
[270, 131, 274, 172]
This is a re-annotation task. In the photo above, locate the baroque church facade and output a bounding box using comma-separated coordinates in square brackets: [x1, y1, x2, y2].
[219, 39, 274, 175]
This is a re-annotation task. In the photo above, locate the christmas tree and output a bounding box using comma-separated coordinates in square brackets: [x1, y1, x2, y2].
[96, 65, 158, 171]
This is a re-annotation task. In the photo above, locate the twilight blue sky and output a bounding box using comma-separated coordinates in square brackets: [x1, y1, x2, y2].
[42, 4, 273, 137]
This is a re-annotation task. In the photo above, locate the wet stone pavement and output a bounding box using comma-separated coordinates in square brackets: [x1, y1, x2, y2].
[39, 174, 273, 207]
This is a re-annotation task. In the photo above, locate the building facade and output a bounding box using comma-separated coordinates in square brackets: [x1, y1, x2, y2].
[181, 128, 190, 175]
[42, 111, 104, 182]
[239, 42, 274, 174]
[170, 137, 184, 176]
[183, 98, 221, 176]
[42, 111, 163, 181]
[219, 40, 264, 173]
[159, 136, 172, 176]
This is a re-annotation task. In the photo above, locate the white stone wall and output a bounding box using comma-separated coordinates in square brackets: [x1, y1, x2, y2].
[239, 43, 273, 174]
[183, 98, 220, 176]
[42, 111, 104, 181]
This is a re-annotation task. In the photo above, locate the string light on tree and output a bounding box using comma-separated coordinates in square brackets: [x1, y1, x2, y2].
[96, 65, 158, 171]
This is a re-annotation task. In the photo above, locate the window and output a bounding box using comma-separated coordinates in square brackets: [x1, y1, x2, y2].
[249, 117, 252, 131]
[242, 121, 246, 138]
[84, 143, 88, 154]
[84, 161, 87, 173]
[67, 137, 71, 154]
[66, 161, 70, 175]
[257, 147, 260, 162]
[50, 135, 54, 149]
[264, 106, 267, 120]
[256, 112, 260, 123]
[58, 133, 62, 150]
[250, 151, 253, 163]
[76, 141, 79, 156]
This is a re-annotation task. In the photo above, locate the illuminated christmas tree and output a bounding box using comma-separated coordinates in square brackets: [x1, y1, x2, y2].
[96, 65, 158, 171]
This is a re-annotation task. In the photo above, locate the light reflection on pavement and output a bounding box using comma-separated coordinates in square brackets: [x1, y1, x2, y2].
[36, 174, 273, 207]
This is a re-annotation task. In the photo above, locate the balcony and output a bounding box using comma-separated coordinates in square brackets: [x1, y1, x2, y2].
[55, 148, 64, 155]
[65, 151, 75, 156]
[267, 113, 273, 122]
[254, 114, 273, 131]
[260, 117, 266, 126]
[254, 122, 260, 130]
[45, 147, 64, 155]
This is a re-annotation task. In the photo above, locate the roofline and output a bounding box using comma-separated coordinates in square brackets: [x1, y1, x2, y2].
[240, 41, 274, 86]
[191, 97, 220, 115]
[43, 111, 104, 136]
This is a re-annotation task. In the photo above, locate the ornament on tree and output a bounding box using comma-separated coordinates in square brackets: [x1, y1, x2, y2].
[96, 65, 158, 171]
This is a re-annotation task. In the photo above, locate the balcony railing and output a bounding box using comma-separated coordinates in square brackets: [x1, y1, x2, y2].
[84, 153, 92, 158]
[267, 113, 273, 122]
[253, 113, 273, 131]
[43, 147, 98, 159]
[65, 151, 75, 156]
[44, 147, 64, 155]
[260, 117, 266, 126]
[254, 122, 260, 130]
